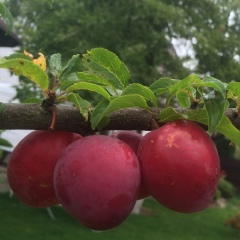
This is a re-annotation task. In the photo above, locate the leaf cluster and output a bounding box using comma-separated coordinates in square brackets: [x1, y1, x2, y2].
[0, 48, 240, 147]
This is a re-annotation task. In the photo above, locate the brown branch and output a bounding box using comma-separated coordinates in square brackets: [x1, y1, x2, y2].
[0, 103, 240, 135]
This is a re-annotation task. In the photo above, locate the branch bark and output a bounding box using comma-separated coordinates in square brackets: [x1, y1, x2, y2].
[0, 103, 240, 135]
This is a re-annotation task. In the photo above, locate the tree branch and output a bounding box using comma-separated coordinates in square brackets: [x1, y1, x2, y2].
[0, 103, 240, 135]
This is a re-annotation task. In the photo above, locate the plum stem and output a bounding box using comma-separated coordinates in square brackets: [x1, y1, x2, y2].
[49, 106, 57, 130]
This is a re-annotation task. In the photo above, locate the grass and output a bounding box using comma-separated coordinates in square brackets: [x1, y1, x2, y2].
[0, 192, 240, 240]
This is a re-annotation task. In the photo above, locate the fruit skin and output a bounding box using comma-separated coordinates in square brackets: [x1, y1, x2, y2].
[7, 130, 81, 208]
[111, 131, 149, 199]
[138, 120, 220, 213]
[111, 131, 142, 154]
[54, 135, 140, 230]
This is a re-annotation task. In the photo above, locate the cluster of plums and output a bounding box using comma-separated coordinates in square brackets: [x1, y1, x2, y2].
[7, 119, 220, 230]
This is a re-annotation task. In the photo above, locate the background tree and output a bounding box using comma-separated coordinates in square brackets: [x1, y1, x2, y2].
[5, 0, 240, 85]
[3, 0, 240, 156]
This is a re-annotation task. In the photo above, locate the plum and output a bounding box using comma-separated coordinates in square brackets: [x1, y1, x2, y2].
[54, 135, 140, 230]
[111, 131, 149, 199]
[7, 130, 81, 207]
[138, 120, 220, 213]
[111, 131, 142, 154]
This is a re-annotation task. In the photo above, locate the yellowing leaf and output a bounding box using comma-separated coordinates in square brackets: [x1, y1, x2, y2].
[24, 50, 33, 59]
[33, 53, 46, 71]
[24, 50, 46, 71]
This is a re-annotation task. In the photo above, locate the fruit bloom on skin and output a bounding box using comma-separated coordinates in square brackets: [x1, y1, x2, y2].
[54, 135, 140, 231]
[138, 120, 220, 213]
[111, 130, 149, 199]
[7, 130, 81, 207]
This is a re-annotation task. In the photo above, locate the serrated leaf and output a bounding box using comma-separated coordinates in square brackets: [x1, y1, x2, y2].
[103, 94, 148, 113]
[150, 78, 180, 95]
[204, 95, 228, 133]
[60, 73, 79, 91]
[176, 90, 192, 108]
[0, 58, 49, 91]
[167, 74, 203, 105]
[5, 53, 32, 61]
[49, 53, 62, 78]
[159, 107, 185, 122]
[59, 54, 81, 81]
[186, 109, 240, 147]
[83, 48, 130, 89]
[23, 97, 42, 104]
[90, 98, 110, 130]
[60, 81, 79, 91]
[216, 116, 240, 147]
[0, 137, 12, 147]
[202, 76, 226, 98]
[0, 3, 13, 34]
[91, 94, 148, 130]
[66, 82, 111, 100]
[122, 83, 158, 106]
[67, 93, 91, 120]
[227, 81, 240, 98]
[77, 72, 112, 87]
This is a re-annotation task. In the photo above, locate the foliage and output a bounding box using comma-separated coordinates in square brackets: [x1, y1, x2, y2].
[5, 0, 240, 84]
[1, 48, 240, 148]
[0, 2, 13, 33]
[0, 130, 12, 161]
[0, 133, 12, 149]
[4, 0, 190, 85]
[217, 171, 236, 199]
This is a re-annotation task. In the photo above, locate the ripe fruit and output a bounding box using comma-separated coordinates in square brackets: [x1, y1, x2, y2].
[7, 130, 81, 207]
[138, 120, 220, 213]
[111, 130, 149, 199]
[111, 131, 142, 154]
[54, 135, 140, 230]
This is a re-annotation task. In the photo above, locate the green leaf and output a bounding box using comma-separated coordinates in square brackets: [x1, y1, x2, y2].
[59, 54, 81, 81]
[59, 73, 79, 91]
[23, 97, 42, 104]
[67, 93, 91, 120]
[66, 82, 111, 100]
[227, 81, 240, 98]
[122, 83, 158, 106]
[60, 81, 79, 91]
[5, 53, 32, 61]
[49, 53, 62, 78]
[204, 95, 228, 133]
[77, 72, 112, 87]
[150, 78, 179, 95]
[202, 76, 226, 98]
[0, 3, 13, 34]
[90, 98, 110, 130]
[105, 86, 120, 97]
[216, 116, 240, 148]
[83, 48, 130, 89]
[159, 107, 185, 122]
[0, 58, 49, 91]
[91, 94, 149, 130]
[176, 90, 192, 108]
[186, 109, 240, 147]
[0, 138, 12, 147]
[103, 94, 148, 114]
[167, 74, 203, 105]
